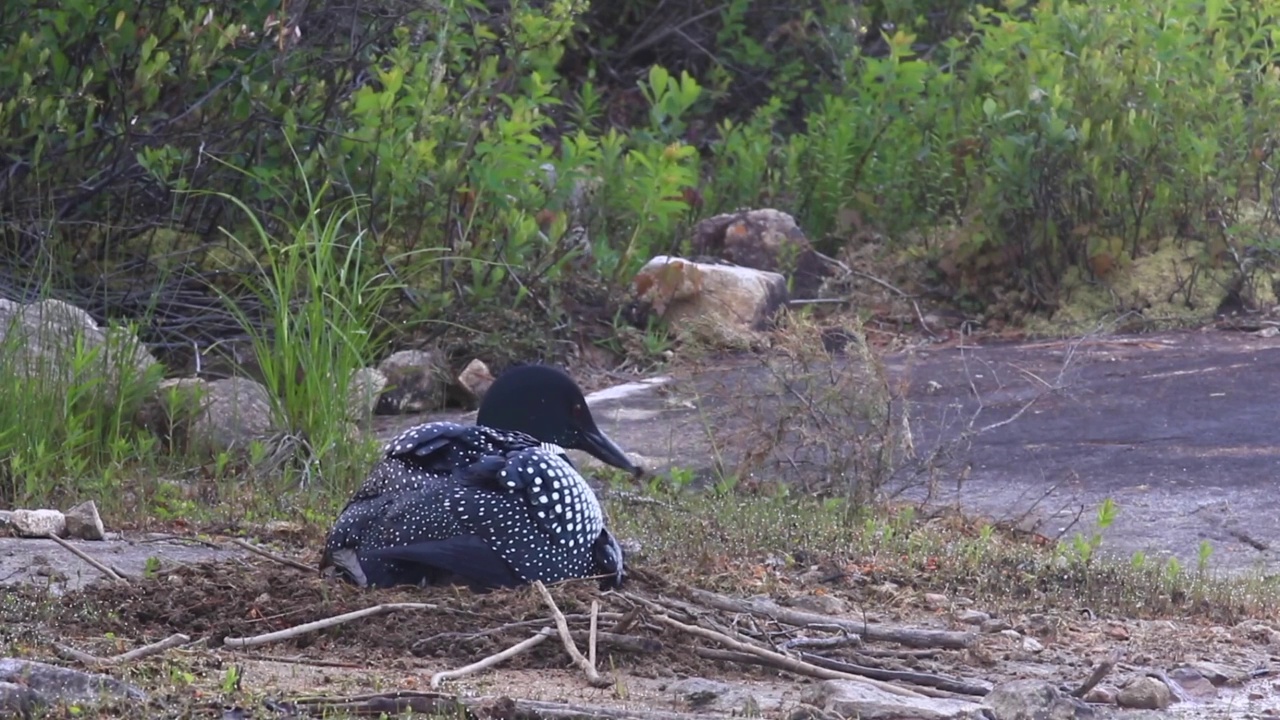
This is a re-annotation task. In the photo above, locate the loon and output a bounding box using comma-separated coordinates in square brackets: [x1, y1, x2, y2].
[320, 364, 641, 591]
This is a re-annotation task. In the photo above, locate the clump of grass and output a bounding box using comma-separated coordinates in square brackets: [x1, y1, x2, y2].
[201, 169, 402, 500]
[0, 304, 166, 508]
[612, 483, 1280, 622]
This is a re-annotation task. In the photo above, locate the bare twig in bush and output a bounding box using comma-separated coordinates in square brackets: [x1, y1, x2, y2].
[430, 627, 555, 689]
[589, 600, 599, 667]
[223, 602, 439, 648]
[44, 534, 127, 583]
[532, 581, 612, 688]
[228, 537, 314, 573]
[687, 589, 975, 650]
[1070, 649, 1123, 698]
[53, 633, 192, 667]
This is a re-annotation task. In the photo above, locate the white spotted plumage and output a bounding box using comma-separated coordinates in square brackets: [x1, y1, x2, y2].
[322, 420, 608, 587]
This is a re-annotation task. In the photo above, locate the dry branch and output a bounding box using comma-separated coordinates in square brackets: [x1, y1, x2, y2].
[798, 652, 992, 696]
[286, 692, 712, 720]
[687, 589, 975, 649]
[1071, 649, 1123, 698]
[44, 533, 127, 583]
[53, 633, 191, 667]
[652, 612, 925, 698]
[228, 537, 314, 573]
[431, 627, 555, 689]
[223, 602, 438, 648]
[533, 581, 612, 688]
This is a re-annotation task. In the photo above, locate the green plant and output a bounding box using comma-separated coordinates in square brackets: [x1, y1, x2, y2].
[1069, 497, 1119, 564]
[199, 163, 395, 496]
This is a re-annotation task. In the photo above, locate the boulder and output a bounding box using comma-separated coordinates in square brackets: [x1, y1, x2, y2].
[63, 501, 105, 541]
[0, 298, 159, 404]
[0, 658, 146, 712]
[632, 255, 787, 347]
[7, 509, 67, 538]
[376, 349, 450, 414]
[347, 367, 388, 424]
[690, 209, 835, 296]
[984, 679, 1095, 720]
[803, 679, 986, 719]
[1116, 677, 1172, 710]
[135, 376, 277, 456]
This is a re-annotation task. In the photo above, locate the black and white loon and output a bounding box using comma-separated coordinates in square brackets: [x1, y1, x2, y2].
[320, 364, 641, 591]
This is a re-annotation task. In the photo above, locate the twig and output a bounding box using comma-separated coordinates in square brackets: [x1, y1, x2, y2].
[589, 600, 599, 668]
[235, 653, 367, 669]
[223, 602, 438, 648]
[430, 627, 555, 689]
[533, 581, 612, 688]
[798, 652, 992, 696]
[652, 612, 924, 698]
[684, 589, 975, 649]
[54, 633, 191, 667]
[1071, 649, 1123, 698]
[44, 533, 127, 583]
[779, 633, 863, 651]
[288, 692, 710, 720]
[228, 537, 314, 573]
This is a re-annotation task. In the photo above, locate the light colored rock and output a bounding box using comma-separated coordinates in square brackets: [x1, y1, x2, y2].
[1021, 636, 1045, 653]
[985, 679, 1095, 720]
[1166, 666, 1217, 701]
[923, 592, 949, 609]
[1116, 677, 1172, 710]
[1083, 685, 1117, 704]
[63, 501, 105, 541]
[632, 255, 787, 347]
[137, 376, 277, 456]
[0, 658, 146, 710]
[1185, 660, 1246, 686]
[457, 358, 495, 402]
[0, 511, 10, 530]
[981, 617, 1013, 633]
[0, 299, 159, 405]
[347, 367, 387, 423]
[954, 609, 990, 625]
[792, 593, 847, 615]
[8, 509, 66, 538]
[666, 677, 767, 714]
[804, 679, 986, 719]
[376, 349, 450, 414]
[689, 209, 835, 296]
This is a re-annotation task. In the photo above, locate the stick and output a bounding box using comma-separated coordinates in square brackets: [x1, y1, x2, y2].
[652, 613, 923, 698]
[430, 627, 555, 689]
[228, 537, 314, 573]
[1071, 649, 1123, 698]
[533, 581, 612, 688]
[289, 692, 709, 720]
[798, 652, 992, 696]
[588, 600, 599, 668]
[54, 633, 191, 668]
[686, 589, 974, 649]
[223, 603, 438, 648]
[44, 534, 127, 583]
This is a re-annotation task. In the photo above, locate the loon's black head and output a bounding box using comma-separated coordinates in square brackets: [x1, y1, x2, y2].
[478, 364, 642, 477]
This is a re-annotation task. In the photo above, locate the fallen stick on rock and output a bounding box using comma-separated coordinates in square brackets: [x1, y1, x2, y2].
[228, 537, 314, 573]
[44, 533, 127, 583]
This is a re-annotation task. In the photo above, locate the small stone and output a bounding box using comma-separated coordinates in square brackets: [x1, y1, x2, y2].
[1021, 636, 1045, 653]
[954, 609, 990, 625]
[923, 592, 949, 609]
[804, 679, 986, 719]
[1167, 666, 1218, 700]
[985, 679, 1094, 720]
[981, 617, 1013, 633]
[1084, 685, 1117, 704]
[952, 596, 976, 607]
[8, 509, 67, 538]
[0, 511, 10, 529]
[346, 367, 387, 423]
[999, 629, 1023, 642]
[1116, 677, 1173, 710]
[1188, 660, 1246, 686]
[458, 358, 495, 402]
[1105, 622, 1130, 640]
[632, 255, 788, 347]
[870, 582, 900, 598]
[792, 594, 847, 615]
[63, 501, 105, 541]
